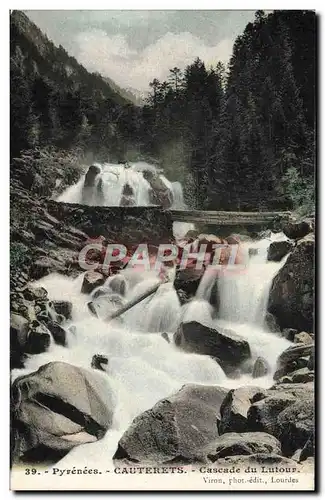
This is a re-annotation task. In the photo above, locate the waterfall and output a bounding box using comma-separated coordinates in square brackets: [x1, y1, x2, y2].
[11, 229, 293, 470]
[13, 158, 295, 470]
[57, 162, 184, 208]
[193, 232, 291, 374]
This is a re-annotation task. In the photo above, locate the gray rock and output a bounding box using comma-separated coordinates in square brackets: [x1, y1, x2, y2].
[219, 386, 267, 434]
[50, 300, 73, 320]
[290, 368, 314, 383]
[252, 357, 269, 378]
[268, 234, 314, 331]
[282, 218, 313, 240]
[174, 321, 251, 375]
[173, 268, 205, 297]
[26, 321, 51, 354]
[207, 432, 281, 461]
[308, 352, 314, 370]
[10, 313, 29, 348]
[268, 382, 314, 396]
[81, 271, 105, 295]
[11, 361, 113, 464]
[264, 312, 281, 333]
[282, 328, 298, 341]
[300, 435, 315, 461]
[91, 354, 109, 372]
[294, 332, 313, 344]
[295, 356, 310, 369]
[23, 286, 48, 302]
[161, 332, 170, 343]
[113, 384, 228, 465]
[274, 343, 314, 380]
[267, 240, 293, 262]
[46, 320, 67, 347]
[278, 397, 314, 456]
[247, 393, 296, 437]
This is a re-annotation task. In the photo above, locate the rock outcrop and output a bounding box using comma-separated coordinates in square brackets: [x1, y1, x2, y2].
[207, 432, 282, 461]
[11, 361, 114, 464]
[268, 234, 314, 331]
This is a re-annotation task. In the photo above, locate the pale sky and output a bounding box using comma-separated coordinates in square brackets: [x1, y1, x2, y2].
[24, 10, 257, 91]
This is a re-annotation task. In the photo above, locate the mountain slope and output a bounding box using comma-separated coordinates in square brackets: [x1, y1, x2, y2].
[10, 10, 140, 158]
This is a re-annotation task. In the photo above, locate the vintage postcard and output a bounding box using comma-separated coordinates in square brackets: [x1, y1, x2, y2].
[10, 9, 315, 491]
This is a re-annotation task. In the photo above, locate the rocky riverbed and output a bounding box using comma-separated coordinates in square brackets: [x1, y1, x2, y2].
[10, 166, 315, 472]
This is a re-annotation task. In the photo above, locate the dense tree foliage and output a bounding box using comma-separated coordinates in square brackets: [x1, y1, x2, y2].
[11, 10, 315, 213]
[140, 10, 315, 212]
[10, 10, 141, 161]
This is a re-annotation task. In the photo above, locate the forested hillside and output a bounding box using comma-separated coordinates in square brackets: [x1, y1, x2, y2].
[10, 10, 141, 161]
[140, 10, 316, 212]
[10, 10, 316, 213]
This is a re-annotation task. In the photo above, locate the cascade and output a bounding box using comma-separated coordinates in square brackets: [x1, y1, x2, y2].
[13, 166, 293, 469]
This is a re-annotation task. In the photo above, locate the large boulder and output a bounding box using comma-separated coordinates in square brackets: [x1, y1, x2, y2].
[282, 217, 313, 240]
[218, 386, 267, 434]
[11, 361, 113, 464]
[174, 321, 251, 375]
[267, 240, 294, 262]
[113, 384, 228, 465]
[268, 234, 314, 331]
[207, 432, 281, 461]
[247, 383, 314, 456]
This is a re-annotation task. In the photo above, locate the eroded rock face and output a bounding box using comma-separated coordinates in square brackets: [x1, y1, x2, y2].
[268, 234, 314, 331]
[207, 432, 281, 461]
[11, 362, 114, 464]
[278, 398, 314, 456]
[274, 343, 314, 381]
[247, 383, 314, 456]
[174, 321, 251, 375]
[113, 384, 228, 465]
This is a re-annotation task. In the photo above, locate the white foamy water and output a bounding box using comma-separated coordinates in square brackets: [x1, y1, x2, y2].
[57, 161, 186, 210]
[11, 232, 292, 468]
